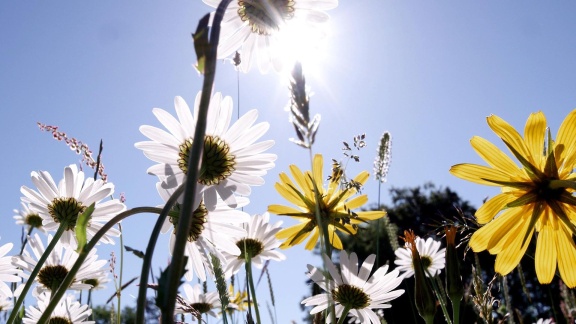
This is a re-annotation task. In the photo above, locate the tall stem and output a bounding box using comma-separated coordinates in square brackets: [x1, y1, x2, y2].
[245, 255, 261, 324]
[163, 0, 231, 322]
[7, 222, 67, 324]
[136, 184, 185, 323]
[37, 207, 165, 323]
[116, 224, 125, 324]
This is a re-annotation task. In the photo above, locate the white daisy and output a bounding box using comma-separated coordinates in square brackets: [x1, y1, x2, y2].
[223, 212, 286, 276]
[394, 236, 446, 278]
[534, 319, 554, 324]
[157, 183, 250, 282]
[20, 164, 126, 248]
[12, 233, 108, 294]
[176, 283, 221, 320]
[0, 242, 23, 298]
[23, 291, 94, 324]
[13, 201, 45, 233]
[135, 92, 276, 211]
[0, 292, 13, 312]
[302, 250, 404, 324]
[203, 0, 338, 73]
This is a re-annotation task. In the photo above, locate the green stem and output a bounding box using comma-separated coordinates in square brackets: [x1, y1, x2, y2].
[428, 274, 452, 324]
[451, 297, 461, 324]
[376, 182, 381, 268]
[19, 226, 35, 255]
[136, 183, 185, 323]
[336, 305, 351, 324]
[163, 0, 231, 322]
[7, 222, 67, 324]
[245, 255, 261, 324]
[37, 207, 165, 323]
[117, 224, 125, 324]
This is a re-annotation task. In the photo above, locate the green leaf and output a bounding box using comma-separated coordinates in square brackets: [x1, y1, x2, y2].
[75, 202, 95, 253]
[192, 14, 210, 75]
[156, 257, 188, 314]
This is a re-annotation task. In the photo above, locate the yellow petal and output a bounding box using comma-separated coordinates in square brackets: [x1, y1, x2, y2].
[556, 109, 576, 171]
[469, 207, 523, 252]
[475, 193, 515, 224]
[305, 228, 320, 250]
[344, 195, 368, 209]
[524, 111, 547, 168]
[328, 226, 343, 250]
[352, 171, 370, 186]
[556, 224, 576, 288]
[494, 216, 534, 275]
[289, 164, 311, 195]
[487, 208, 529, 254]
[535, 223, 557, 284]
[267, 204, 306, 216]
[450, 164, 513, 186]
[353, 210, 386, 222]
[487, 114, 533, 165]
[470, 136, 522, 177]
[273, 183, 306, 208]
[276, 222, 307, 239]
[312, 154, 324, 189]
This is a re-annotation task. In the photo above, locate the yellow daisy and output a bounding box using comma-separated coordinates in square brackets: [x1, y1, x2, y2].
[268, 154, 385, 250]
[450, 109, 576, 287]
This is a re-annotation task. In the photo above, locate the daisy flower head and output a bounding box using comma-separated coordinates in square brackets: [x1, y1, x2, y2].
[0, 242, 23, 298]
[13, 201, 45, 233]
[394, 236, 446, 279]
[13, 233, 108, 294]
[223, 212, 286, 275]
[20, 164, 126, 248]
[450, 109, 576, 287]
[302, 250, 404, 324]
[269, 153, 386, 250]
[23, 291, 93, 324]
[157, 183, 250, 282]
[203, 0, 338, 73]
[135, 92, 276, 211]
[176, 283, 221, 320]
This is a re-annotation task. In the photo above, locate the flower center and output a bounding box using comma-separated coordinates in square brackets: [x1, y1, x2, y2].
[170, 202, 209, 242]
[178, 135, 236, 186]
[535, 178, 565, 202]
[191, 302, 212, 314]
[82, 278, 99, 288]
[48, 317, 72, 324]
[25, 213, 43, 228]
[420, 255, 432, 271]
[332, 284, 370, 309]
[48, 197, 86, 230]
[38, 265, 69, 291]
[237, 0, 295, 35]
[237, 238, 265, 259]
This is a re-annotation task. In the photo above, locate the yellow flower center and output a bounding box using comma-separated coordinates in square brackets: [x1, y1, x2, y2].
[332, 284, 370, 309]
[170, 202, 209, 242]
[48, 317, 72, 324]
[237, 0, 295, 35]
[237, 238, 265, 259]
[191, 302, 212, 314]
[25, 213, 43, 228]
[38, 265, 69, 291]
[48, 197, 86, 230]
[178, 135, 236, 186]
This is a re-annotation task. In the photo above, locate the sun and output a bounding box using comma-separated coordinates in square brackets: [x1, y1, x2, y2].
[274, 18, 333, 77]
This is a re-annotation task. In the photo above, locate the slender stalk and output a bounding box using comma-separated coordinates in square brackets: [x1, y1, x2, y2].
[452, 297, 461, 324]
[19, 226, 35, 255]
[116, 224, 125, 324]
[37, 207, 165, 323]
[7, 222, 67, 324]
[376, 183, 381, 268]
[336, 305, 351, 324]
[245, 254, 261, 324]
[428, 274, 452, 324]
[136, 183, 185, 323]
[163, 0, 231, 322]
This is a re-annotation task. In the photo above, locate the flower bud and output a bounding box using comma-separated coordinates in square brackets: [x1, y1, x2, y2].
[445, 226, 464, 303]
[402, 230, 436, 323]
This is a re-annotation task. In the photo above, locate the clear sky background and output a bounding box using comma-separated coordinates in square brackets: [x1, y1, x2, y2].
[1, 1, 576, 323]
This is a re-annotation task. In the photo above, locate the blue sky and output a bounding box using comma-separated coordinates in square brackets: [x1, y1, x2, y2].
[2, 1, 576, 323]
